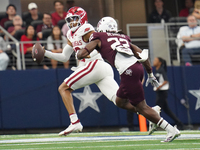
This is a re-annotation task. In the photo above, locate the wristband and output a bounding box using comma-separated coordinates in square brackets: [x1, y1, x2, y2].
[148, 72, 154, 77]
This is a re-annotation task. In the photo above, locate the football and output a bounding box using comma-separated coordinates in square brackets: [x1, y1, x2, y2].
[32, 43, 44, 64]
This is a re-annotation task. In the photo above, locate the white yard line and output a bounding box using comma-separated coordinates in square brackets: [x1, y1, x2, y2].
[0, 134, 200, 144]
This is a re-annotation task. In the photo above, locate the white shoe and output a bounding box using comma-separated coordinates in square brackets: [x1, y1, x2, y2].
[161, 125, 181, 142]
[58, 122, 83, 136]
[148, 105, 161, 135]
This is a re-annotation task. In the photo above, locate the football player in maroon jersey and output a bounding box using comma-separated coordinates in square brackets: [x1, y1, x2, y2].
[77, 17, 181, 142]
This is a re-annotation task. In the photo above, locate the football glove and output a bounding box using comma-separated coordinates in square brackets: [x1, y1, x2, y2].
[145, 73, 160, 87]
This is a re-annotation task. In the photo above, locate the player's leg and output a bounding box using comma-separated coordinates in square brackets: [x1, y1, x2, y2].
[58, 82, 83, 136]
[136, 100, 160, 124]
[121, 63, 180, 142]
[58, 82, 76, 115]
[148, 105, 161, 135]
[115, 97, 137, 113]
[136, 100, 180, 142]
[95, 75, 136, 112]
[95, 61, 137, 113]
[58, 60, 100, 136]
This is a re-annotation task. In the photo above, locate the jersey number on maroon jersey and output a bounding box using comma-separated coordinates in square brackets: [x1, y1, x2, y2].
[107, 37, 133, 55]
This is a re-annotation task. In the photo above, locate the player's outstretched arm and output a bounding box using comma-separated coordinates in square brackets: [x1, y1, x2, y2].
[44, 40, 74, 62]
[130, 43, 152, 73]
[77, 39, 100, 60]
[130, 43, 159, 87]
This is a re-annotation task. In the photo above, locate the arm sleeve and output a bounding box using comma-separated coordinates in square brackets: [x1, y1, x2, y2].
[44, 44, 74, 62]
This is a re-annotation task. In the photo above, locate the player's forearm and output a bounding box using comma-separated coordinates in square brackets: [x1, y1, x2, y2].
[130, 43, 142, 59]
[45, 44, 73, 62]
[141, 59, 152, 74]
[77, 40, 99, 59]
[77, 49, 90, 60]
[45, 50, 69, 62]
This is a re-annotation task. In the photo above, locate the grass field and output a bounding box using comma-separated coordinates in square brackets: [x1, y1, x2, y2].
[0, 130, 200, 150]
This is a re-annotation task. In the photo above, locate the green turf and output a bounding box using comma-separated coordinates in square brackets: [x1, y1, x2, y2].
[0, 131, 200, 150]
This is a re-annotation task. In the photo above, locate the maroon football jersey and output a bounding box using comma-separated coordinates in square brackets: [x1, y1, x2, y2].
[90, 32, 132, 67]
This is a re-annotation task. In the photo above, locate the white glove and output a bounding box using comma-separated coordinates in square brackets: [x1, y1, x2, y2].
[145, 73, 160, 87]
[137, 49, 148, 62]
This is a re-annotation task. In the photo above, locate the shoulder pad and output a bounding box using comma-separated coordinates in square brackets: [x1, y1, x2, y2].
[76, 23, 95, 37]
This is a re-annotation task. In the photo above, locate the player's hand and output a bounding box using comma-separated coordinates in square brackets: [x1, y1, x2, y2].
[145, 73, 159, 87]
[42, 46, 47, 54]
[85, 55, 91, 58]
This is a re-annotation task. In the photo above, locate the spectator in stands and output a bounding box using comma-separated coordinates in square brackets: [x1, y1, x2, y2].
[66, 0, 75, 11]
[51, 0, 67, 26]
[21, 25, 49, 69]
[61, 23, 69, 37]
[20, 25, 39, 55]
[24, 2, 43, 26]
[192, 0, 200, 21]
[153, 57, 184, 130]
[7, 15, 24, 36]
[0, 4, 16, 29]
[0, 36, 9, 71]
[47, 26, 69, 69]
[179, 0, 194, 17]
[7, 15, 25, 50]
[177, 15, 200, 66]
[148, 0, 171, 23]
[36, 13, 54, 39]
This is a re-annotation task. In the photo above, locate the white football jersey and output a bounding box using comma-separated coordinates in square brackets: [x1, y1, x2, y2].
[67, 23, 103, 66]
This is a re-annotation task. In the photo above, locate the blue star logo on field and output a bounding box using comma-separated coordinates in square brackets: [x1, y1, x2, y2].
[72, 86, 102, 113]
[189, 89, 200, 110]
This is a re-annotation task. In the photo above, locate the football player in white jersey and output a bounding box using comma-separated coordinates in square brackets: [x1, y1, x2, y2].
[43, 7, 138, 136]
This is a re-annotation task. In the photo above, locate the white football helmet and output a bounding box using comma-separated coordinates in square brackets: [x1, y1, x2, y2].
[65, 6, 88, 32]
[96, 16, 118, 32]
